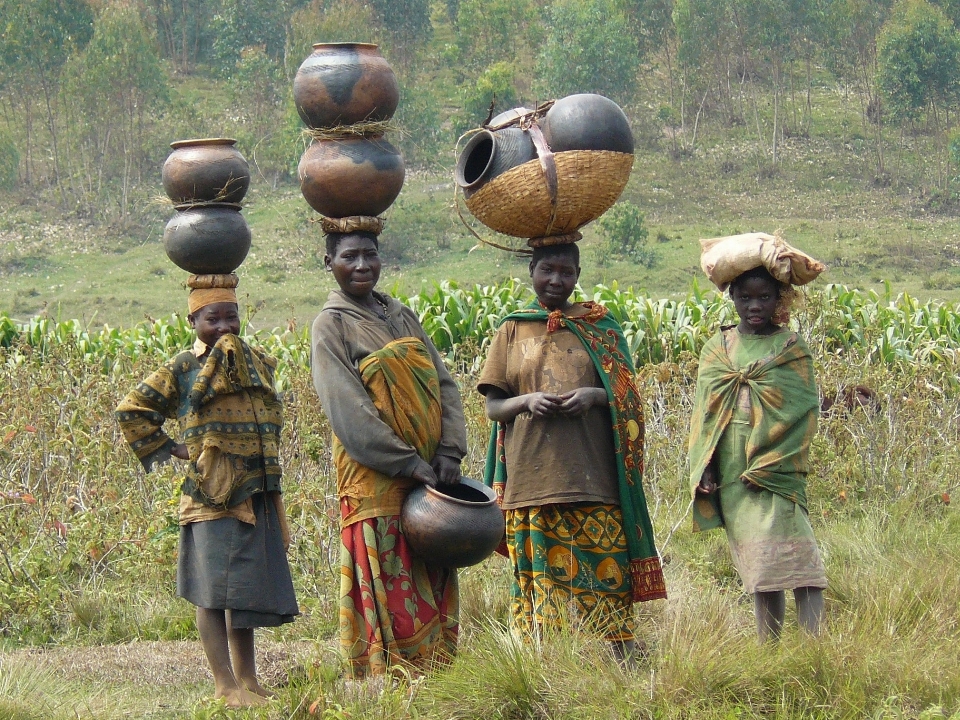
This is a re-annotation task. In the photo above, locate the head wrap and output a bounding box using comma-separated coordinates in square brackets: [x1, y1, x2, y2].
[186, 273, 239, 314]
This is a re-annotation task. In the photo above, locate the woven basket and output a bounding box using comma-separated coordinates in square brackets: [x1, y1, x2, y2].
[463, 150, 634, 238]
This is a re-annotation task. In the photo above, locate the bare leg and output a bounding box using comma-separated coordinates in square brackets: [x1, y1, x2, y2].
[753, 591, 785, 642]
[794, 586, 824, 637]
[196, 608, 265, 708]
[610, 639, 636, 668]
[226, 612, 274, 698]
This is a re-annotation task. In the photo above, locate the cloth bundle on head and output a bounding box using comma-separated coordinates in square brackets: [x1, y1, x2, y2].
[187, 273, 239, 314]
[699, 232, 825, 291]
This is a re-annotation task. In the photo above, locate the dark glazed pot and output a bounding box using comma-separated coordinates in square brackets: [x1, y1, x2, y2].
[400, 477, 505, 568]
[454, 127, 536, 199]
[162, 138, 250, 205]
[294, 43, 400, 129]
[298, 137, 405, 217]
[542, 94, 634, 154]
[163, 206, 252, 275]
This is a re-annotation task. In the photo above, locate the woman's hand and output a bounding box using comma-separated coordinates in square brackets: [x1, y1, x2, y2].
[410, 458, 440, 488]
[556, 387, 606, 416]
[696, 465, 718, 495]
[171, 443, 190, 461]
[525, 392, 564, 418]
[431, 454, 462, 485]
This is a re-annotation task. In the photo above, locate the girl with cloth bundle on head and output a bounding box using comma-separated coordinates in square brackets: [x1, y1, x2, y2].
[116, 277, 298, 708]
[477, 242, 666, 663]
[689, 233, 828, 641]
[311, 230, 468, 679]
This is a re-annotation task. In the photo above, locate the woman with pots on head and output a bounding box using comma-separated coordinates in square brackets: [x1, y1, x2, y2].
[477, 240, 666, 663]
[311, 228, 468, 679]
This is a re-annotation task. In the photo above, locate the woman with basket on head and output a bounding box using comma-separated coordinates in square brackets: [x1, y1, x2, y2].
[477, 241, 666, 663]
[311, 227, 468, 679]
[689, 233, 828, 641]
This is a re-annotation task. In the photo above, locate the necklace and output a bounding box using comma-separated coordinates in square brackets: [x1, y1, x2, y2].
[372, 294, 389, 319]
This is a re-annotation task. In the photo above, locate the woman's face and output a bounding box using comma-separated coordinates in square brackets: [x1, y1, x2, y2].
[326, 234, 381, 300]
[189, 302, 240, 347]
[530, 254, 580, 310]
[732, 275, 780, 334]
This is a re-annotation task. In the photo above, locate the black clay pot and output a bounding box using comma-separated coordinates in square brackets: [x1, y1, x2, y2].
[542, 94, 634, 154]
[298, 136, 405, 217]
[162, 138, 250, 205]
[293, 42, 400, 129]
[400, 476, 505, 568]
[454, 127, 536, 199]
[163, 206, 252, 275]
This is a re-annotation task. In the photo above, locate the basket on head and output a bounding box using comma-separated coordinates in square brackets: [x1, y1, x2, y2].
[463, 150, 634, 239]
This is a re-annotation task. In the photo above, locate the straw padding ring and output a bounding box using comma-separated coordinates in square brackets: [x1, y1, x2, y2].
[186, 273, 240, 290]
[527, 232, 582, 248]
[302, 120, 395, 142]
[318, 215, 385, 235]
[464, 150, 634, 239]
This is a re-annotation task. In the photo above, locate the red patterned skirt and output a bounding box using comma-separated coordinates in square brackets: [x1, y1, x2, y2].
[339, 510, 458, 678]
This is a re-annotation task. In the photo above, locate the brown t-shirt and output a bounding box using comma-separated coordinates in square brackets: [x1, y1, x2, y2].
[477, 317, 620, 509]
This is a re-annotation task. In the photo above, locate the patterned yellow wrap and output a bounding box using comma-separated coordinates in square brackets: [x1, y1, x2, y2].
[334, 337, 442, 527]
[688, 328, 819, 532]
[116, 334, 283, 510]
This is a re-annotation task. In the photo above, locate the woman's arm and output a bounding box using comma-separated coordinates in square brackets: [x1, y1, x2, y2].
[555, 387, 608, 416]
[312, 311, 424, 478]
[484, 386, 564, 422]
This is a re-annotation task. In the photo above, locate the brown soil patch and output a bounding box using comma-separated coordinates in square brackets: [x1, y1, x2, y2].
[1, 639, 323, 689]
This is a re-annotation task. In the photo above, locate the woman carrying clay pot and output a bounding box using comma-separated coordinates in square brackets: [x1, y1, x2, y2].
[311, 230, 468, 679]
[477, 242, 666, 664]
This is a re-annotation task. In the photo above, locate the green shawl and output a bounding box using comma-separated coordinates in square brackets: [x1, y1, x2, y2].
[484, 301, 666, 602]
[688, 328, 818, 532]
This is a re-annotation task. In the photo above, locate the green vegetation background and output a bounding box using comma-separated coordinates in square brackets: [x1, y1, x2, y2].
[4, 1, 960, 718]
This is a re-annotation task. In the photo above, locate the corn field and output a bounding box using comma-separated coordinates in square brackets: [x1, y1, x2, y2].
[3, 282, 959, 385]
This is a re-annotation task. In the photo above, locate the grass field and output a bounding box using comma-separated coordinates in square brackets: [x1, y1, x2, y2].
[4, 73, 960, 719]
[4, 75, 960, 332]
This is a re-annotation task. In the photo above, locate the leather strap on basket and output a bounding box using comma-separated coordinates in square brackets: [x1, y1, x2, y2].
[527, 123, 560, 236]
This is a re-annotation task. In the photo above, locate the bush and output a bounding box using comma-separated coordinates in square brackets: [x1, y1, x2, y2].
[595, 202, 658, 268]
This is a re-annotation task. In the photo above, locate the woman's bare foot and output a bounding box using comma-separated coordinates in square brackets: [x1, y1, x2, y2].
[242, 679, 276, 698]
[217, 686, 269, 708]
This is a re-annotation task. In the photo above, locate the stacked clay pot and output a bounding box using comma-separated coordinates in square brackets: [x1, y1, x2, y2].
[294, 43, 405, 220]
[161, 138, 252, 274]
[454, 94, 635, 243]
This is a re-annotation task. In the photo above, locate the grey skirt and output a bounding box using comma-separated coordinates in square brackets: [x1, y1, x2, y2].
[177, 492, 299, 628]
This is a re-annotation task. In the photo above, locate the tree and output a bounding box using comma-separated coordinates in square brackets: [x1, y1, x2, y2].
[285, 0, 381, 79]
[536, 0, 642, 104]
[209, 0, 294, 77]
[877, 0, 960, 123]
[146, 0, 212, 71]
[60, 5, 168, 219]
[0, 0, 93, 193]
[454, 0, 542, 74]
[462, 62, 521, 128]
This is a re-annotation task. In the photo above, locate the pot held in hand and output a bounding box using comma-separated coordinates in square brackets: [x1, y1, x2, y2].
[400, 476, 505, 568]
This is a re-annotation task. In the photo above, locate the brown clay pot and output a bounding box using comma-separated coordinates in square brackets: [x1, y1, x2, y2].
[400, 477, 505, 568]
[298, 137, 405, 218]
[162, 138, 250, 205]
[541, 94, 634, 154]
[163, 206, 252, 275]
[293, 43, 400, 129]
